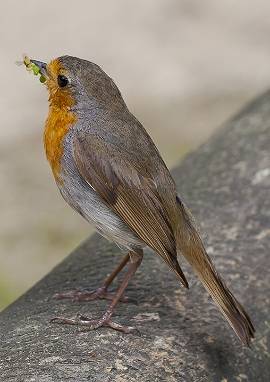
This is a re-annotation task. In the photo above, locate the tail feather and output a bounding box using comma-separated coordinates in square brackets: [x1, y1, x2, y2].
[176, 198, 255, 346]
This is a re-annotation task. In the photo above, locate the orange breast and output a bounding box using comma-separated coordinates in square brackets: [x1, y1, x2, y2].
[44, 107, 76, 180]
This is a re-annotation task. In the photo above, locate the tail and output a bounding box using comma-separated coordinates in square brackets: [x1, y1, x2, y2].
[176, 197, 255, 346]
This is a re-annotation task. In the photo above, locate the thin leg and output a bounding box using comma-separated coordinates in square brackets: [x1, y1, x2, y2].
[102, 252, 131, 289]
[53, 253, 130, 302]
[51, 250, 143, 333]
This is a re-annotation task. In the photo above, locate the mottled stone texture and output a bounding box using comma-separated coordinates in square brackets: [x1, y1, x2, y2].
[1, 92, 270, 382]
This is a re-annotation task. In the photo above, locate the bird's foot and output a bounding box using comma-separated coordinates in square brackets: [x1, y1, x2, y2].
[50, 312, 136, 334]
[53, 286, 128, 303]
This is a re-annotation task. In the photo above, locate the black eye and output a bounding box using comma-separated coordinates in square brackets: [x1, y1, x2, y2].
[57, 74, 69, 88]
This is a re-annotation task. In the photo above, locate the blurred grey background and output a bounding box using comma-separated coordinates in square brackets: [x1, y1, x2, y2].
[1, 0, 270, 310]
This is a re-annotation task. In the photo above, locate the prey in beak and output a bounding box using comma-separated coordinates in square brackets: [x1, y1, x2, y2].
[22, 55, 47, 83]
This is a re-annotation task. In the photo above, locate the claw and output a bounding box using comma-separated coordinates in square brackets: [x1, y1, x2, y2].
[50, 316, 78, 325]
[50, 312, 137, 333]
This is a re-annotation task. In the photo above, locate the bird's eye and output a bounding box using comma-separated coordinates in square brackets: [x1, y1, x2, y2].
[57, 74, 69, 88]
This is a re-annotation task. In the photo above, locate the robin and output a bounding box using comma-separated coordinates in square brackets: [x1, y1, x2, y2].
[25, 56, 254, 345]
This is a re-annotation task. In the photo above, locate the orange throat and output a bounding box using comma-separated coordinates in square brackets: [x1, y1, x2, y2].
[43, 59, 77, 180]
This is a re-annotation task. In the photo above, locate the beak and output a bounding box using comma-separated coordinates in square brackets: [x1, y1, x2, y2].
[30, 59, 47, 77]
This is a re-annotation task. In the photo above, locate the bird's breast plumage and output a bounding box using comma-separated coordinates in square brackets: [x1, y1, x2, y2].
[44, 106, 77, 180]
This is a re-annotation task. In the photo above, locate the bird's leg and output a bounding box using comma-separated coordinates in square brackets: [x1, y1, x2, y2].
[51, 250, 143, 333]
[53, 253, 130, 302]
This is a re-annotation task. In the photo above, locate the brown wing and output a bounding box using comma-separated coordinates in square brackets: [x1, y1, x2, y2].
[73, 132, 188, 288]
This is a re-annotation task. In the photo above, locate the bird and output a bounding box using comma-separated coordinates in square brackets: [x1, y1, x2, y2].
[26, 55, 255, 345]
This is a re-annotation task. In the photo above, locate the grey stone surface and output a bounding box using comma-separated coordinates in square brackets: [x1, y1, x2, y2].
[1, 91, 270, 381]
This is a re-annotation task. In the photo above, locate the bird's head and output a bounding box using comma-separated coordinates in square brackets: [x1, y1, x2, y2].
[26, 55, 125, 112]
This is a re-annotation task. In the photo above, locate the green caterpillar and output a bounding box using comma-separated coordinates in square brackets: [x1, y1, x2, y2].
[23, 55, 46, 83]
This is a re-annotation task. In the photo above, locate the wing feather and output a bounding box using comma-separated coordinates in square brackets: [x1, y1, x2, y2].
[73, 133, 188, 288]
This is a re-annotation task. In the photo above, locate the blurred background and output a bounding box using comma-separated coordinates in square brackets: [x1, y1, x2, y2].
[1, 0, 270, 310]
